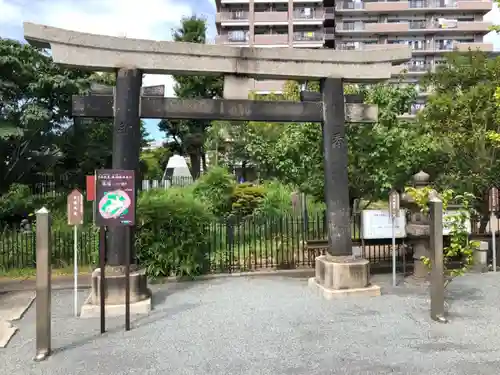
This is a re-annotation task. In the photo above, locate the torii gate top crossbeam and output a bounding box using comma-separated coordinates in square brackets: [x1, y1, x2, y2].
[23, 22, 412, 82]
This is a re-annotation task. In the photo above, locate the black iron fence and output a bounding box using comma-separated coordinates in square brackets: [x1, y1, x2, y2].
[0, 214, 412, 273]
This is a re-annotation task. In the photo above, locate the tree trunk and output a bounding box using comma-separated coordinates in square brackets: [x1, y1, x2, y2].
[479, 214, 490, 233]
[202, 152, 208, 173]
[189, 151, 201, 180]
[242, 160, 247, 181]
[478, 192, 490, 234]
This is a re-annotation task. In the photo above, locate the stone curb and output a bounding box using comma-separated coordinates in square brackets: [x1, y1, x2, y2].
[0, 268, 316, 293]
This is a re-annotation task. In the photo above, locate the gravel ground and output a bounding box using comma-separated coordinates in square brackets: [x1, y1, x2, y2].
[2, 272, 500, 375]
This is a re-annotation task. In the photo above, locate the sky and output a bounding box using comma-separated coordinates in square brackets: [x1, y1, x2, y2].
[0, 0, 498, 141]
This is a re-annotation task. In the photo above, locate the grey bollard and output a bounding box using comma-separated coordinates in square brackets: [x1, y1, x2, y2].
[34, 207, 51, 361]
[429, 194, 448, 323]
[473, 241, 488, 273]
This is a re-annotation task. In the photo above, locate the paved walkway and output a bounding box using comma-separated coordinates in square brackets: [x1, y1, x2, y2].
[0, 274, 92, 293]
[2, 273, 500, 374]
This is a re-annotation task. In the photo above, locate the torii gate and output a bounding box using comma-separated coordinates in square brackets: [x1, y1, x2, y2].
[24, 22, 411, 306]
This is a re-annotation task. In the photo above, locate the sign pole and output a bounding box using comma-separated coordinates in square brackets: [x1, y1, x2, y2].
[392, 215, 396, 287]
[493, 220, 497, 273]
[67, 189, 84, 318]
[73, 224, 78, 317]
[489, 187, 498, 272]
[99, 226, 106, 334]
[125, 226, 131, 331]
[388, 189, 400, 287]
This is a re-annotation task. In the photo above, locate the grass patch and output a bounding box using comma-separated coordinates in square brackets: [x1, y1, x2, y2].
[0, 265, 93, 279]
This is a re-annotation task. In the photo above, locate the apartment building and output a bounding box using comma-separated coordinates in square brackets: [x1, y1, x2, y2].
[214, 0, 494, 102]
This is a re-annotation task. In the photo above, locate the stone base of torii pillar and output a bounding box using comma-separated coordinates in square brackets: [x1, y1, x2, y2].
[308, 255, 381, 299]
[80, 266, 152, 318]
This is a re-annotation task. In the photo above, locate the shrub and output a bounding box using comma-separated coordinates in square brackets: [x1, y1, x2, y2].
[255, 181, 294, 218]
[231, 183, 266, 218]
[0, 184, 36, 224]
[193, 167, 235, 217]
[136, 187, 214, 278]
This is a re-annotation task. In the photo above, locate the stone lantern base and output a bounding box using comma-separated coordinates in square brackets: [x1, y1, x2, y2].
[309, 255, 381, 299]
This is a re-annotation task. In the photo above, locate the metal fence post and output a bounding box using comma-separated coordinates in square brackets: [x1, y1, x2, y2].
[429, 194, 448, 323]
[34, 207, 52, 361]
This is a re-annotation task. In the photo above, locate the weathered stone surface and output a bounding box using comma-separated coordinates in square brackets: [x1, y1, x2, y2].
[72, 95, 379, 123]
[472, 241, 489, 273]
[407, 223, 430, 237]
[315, 255, 370, 290]
[90, 268, 149, 305]
[23, 22, 412, 82]
[311, 255, 381, 298]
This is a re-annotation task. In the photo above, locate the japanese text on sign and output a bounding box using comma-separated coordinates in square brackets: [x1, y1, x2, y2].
[94, 169, 136, 227]
[67, 189, 84, 226]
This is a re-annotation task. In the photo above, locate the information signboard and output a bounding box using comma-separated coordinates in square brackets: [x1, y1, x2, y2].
[95, 169, 135, 227]
[361, 210, 406, 240]
[67, 189, 84, 226]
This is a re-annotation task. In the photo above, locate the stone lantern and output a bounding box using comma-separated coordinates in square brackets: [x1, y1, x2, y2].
[401, 171, 431, 280]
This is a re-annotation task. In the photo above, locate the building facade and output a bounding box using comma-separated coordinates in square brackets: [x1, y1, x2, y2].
[215, 0, 494, 101]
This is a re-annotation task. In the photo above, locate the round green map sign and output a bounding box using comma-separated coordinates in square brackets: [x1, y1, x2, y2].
[98, 190, 132, 219]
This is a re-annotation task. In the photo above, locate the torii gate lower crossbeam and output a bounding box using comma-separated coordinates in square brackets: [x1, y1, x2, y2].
[74, 73, 371, 266]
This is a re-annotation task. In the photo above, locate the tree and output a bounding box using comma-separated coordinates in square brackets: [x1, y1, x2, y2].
[0, 38, 92, 192]
[158, 15, 223, 179]
[140, 145, 172, 180]
[0, 41, 151, 193]
[419, 51, 500, 230]
[243, 81, 433, 204]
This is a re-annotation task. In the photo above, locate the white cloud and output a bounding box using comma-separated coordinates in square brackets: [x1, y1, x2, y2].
[4, 0, 193, 96]
[0, 0, 22, 25]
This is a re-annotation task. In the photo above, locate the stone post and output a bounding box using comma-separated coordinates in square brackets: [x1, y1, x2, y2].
[401, 171, 432, 280]
[429, 194, 447, 323]
[473, 241, 489, 273]
[34, 207, 51, 361]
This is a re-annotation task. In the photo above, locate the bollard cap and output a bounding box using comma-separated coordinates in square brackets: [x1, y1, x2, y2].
[428, 189, 441, 202]
[36, 207, 50, 214]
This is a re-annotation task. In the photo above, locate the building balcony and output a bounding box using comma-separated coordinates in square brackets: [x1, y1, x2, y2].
[336, 42, 387, 50]
[292, 31, 324, 44]
[216, 11, 249, 24]
[456, 0, 492, 10]
[254, 33, 289, 45]
[336, 20, 493, 34]
[292, 8, 324, 23]
[389, 41, 494, 54]
[254, 11, 288, 24]
[453, 42, 494, 52]
[335, 0, 492, 12]
[215, 32, 250, 45]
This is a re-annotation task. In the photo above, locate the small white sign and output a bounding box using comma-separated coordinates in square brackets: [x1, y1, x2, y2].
[443, 210, 471, 235]
[361, 210, 406, 240]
